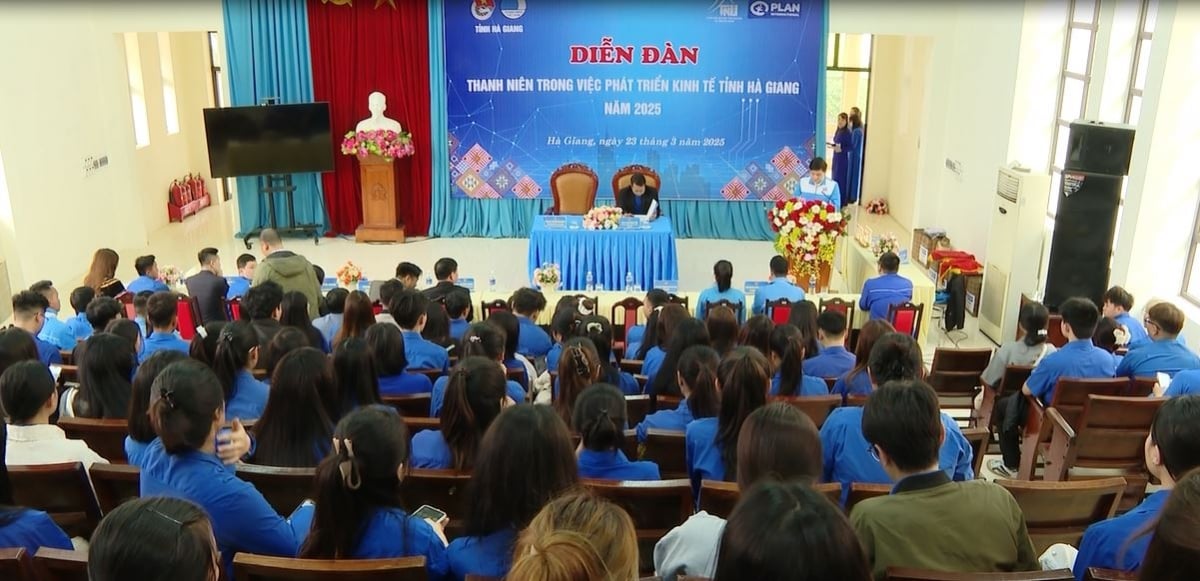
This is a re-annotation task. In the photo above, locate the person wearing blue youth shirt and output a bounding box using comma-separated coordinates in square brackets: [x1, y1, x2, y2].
[686, 348, 771, 484]
[574, 385, 660, 481]
[990, 297, 1116, 479]
[636, 345, 720, 442]
[65, 286, 97, 342]
[10, 291, 62, 367]
[0, 423, 74, 556]
[225, 254, 256, 301]
[750, 255, 806, 317]
[446, 290, 473, 342]
[1164, 369, 1200, 397]
[696, 260, 746, 323]
[1117, 302, 1200, 384]
[411, 357, 506, 470]
[796, 157, 842, 210]
[1102, 286, 1149, 347]
[313, 288, 348, 347]
[767, 325, 827, 396]
[804, 310, 856, 379]
[859, 252, 913, 320]
[139, 292, 191, 363]
[29, 281, 75, 351]
[211, 321, 270, 421]
[510, 288, 552, 358]
[430, 323, 525, 417]
[546, 308, 581, 374]
[366, 323, 435, 397]
[1073, 395, 1200, 579]
[625, 289, 669, 359]
[126, 255, 171, 294]
[390, 289, 450, 373]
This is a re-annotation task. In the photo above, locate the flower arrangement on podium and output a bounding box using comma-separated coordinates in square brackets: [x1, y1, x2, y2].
[582, 206, 623, 230]
[533, 263, 561, 291]
[768, 198, 848, 283]
[340, 129, 415, 162]
[871, 233, 900, 258]
[336, 261, 363, 290]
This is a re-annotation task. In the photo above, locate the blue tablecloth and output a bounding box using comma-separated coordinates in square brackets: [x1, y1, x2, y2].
[528, 216, 679, 291]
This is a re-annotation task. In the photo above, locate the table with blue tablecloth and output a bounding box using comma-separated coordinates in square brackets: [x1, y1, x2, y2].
[527, 215, 679, 291]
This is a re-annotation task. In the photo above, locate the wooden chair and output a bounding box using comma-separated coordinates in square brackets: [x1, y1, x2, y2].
[770, 395, 842, 429]
[845, 482, 891, 513]
[1128, 377, 1156, 397]
[402, 416, 440, 435]
[764, 298, 793, 325]
[620, 429, 641, 463]
[611, 297, 644, 356]
[626, 395, 652, 428]
[996, 477, 1126, 553]
[928, 349, 992, 416]
[1082, 568, 1138, 581]
[57, 417, 129, 464]
[32, 548, 88, 581]
[56, 365, 79, 386]
[823, 377, 838, 392]
[641, 429, 688, 479]
[620, 359, 644, 374]
[703, 299, 743, 322]
[697, 480, 740, 519]
[583, 479, 692, 571]
[0, 548, 35, 581]
[406, 469, 472, 536]
[116, 292, 136, 319]
[611, 164, 661, 198]
[550, 162, 599, 215]
[232, 554, 428, 581]
[89, 463, 140, 514]
[8, 462, 101, 538]
[1019, 378, 1132, 480]
[885, 568, 1074, 580]
[886, 302, 925, 339]
[58, 350, 73, 365]
[177, 295, 202, 340]
[382, 394, 433, 419]
[961, 427, 990, 478]
[479, 299, 509, 320]
[252, 368, 268, 381]
[667, 294, 690, 311]
[814, 482, 843, 506]
[656, 395, 682, 413]
[234, 464, 315, 516]
[978, 365, 1034, 431]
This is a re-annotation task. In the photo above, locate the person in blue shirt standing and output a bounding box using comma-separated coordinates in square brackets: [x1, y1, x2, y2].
[990, 297, 1116, 479]
[859, 252, 913, 320]
[411, 357, 506, 470]
[65, 286, 96, 342]
[510, 288, 552, 358]
[139, 292, 191, 363]
[686, 347, 770, 484]
[750, 255, 806, 317]
[1117, 302, 1200, 383]
[211, 321, 269, 421]
[767, 325, 827, 396]
[292, 406, 450, 580]
[805, 310, 856, 379]
[1102, 286, 1148, 347]
[10, 291, 62, 367]
[1072, 395, 1200, 579]
[366, 323, 434, 396]
[226, 253, 257, 301]
[29, 281, 75, 351]
[446, 290, 472, 342]
[126, 255, 170, 294]
[846, 110, 865, 205]
[574, 384, 660, 481]
[796, 157, 842, 210]
[696, 260, 746, 323]
[390, 289, 450, 373]
[636, 346, 720, 443]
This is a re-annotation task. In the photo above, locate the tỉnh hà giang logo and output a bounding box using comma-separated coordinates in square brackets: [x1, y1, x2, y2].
[749, 1, 803, 18]
[472, 0, 495, 21]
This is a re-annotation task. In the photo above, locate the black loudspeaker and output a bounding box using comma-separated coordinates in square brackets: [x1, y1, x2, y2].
[1043, 171, 1123, 310]
[1064, 121, 1136, 175]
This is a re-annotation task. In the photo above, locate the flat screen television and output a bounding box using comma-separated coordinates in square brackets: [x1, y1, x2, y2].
[203, 103, 335, 178]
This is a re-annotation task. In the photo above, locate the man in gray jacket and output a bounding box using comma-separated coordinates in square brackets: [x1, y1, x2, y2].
[251, 229, 321, 319]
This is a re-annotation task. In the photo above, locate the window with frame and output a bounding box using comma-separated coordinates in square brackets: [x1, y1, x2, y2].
[825, 33, 872, 140]
[1124, 0, 1157, 125]
[123, 33, 151, 148]
[1047, 0, 1101, 219]
[158, 32, 180, 135]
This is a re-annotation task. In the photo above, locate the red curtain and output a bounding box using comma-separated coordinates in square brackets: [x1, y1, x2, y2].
[307, 0, 432, 236]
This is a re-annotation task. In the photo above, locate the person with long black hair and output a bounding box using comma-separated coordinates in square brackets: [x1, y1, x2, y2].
[546, 307, 581, 374]
[279, 291, 329, 353]
[648, 318, 710, 402]
[126, 350, 189, 466]
[411, 357, 507, 470]
[696, 260, 746, 323]
[642, 304, 689, 386]
[685, 347, 770, 483]
[0, 422, 74, 555]
[430, 323, 524, 417]
[636, 345, 721, 442]
[738, 315, 774, 357]
[366, 323, 433, 397]
[3, 360, 108, 467]
[332, 337, 382, 415]
[87, 497, 220, 581]
[626, 288, 670, 359]
[768, 325, 827, 396]
[580, 316, 639, 395]
[210, 321, 268, 421]
[61, 333, 136, 419]
[786, 300, 822, 360]
[250, 348, 335, 467]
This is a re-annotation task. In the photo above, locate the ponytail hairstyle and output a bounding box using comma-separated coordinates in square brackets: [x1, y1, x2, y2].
[555, 337, 602, 429]
[866, 333, 924, 387]
[769, 325, 808, 396]
[332, 337, 381, 415]
[649, 318, 711, 401]
[252, 348, 336, 467]
[211, 321, 260, 402]
[714, 260, 734, 293]
[128, 351, 188, 445]
[75, 333, 136, 419]
[738, 315, 775, 357]
[679, 345, 721, 419]
[189, 321, 227, 367]
[461, 322, 507, 361]
[846, 319, 896, 383]
[715, 347, 771, 482]
[551, 308, 582, 343]
[149, 360, 225, 454]
[573, 384, 627, 453]
[441, 357, 507, 471]
[299, 405, 411, 559]
[511, 492, 639, 581]
[580, 316, 620, 384]
[1019, 301, 1051, 347]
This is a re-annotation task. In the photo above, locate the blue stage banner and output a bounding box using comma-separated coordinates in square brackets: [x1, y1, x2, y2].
[444, 0, 825, 202]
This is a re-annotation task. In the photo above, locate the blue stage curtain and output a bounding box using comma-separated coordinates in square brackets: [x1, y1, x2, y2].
[223, 0, 330, 237]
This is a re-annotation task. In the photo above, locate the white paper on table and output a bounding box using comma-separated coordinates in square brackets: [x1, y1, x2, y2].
[647, 199, 659, 221]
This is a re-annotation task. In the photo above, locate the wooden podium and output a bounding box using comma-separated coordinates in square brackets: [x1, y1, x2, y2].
[355, 154, 406, 243]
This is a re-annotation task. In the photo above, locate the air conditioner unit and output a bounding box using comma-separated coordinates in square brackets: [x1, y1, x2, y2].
[979, 168, 1050, 344]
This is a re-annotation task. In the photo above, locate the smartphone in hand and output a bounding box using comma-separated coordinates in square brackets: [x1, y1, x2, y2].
[413, 504, 447, 523]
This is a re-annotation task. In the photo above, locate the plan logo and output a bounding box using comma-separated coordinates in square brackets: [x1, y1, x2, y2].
[707, 0, 743, 23]
[749, 1, 803, 18]
[500, 0, 526, 19]
[471, 0, 495, 21]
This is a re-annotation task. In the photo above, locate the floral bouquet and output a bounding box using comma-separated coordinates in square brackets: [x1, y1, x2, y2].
[865, 198, 889, 215]
[340, 129, 416, 162]
[583, 205, 623, 230]
[871, 233, 900, 258]
[336, 261, 363, 288]
[768, 199, 848, 279]
[533, 263, 561, 290]
[159, 265, 181, 287]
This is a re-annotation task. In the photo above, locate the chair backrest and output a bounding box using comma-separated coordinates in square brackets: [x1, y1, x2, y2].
[611, 297, 644, 345]
[1043, 396, 1163, 488]
[88, 463, 141, 515]
[582, 479, 692, 540]
[402, 416, 440, 435]
[177, 296, 201, 340]
[655, 395, 682, 413]
[1047, 378, 1132, 428]
[764, 298, 793, 325]
[697, 479, 739, 519]
[1082, 568, 1138, 581]
[233, 553, 428, 581]
[116, 292, 137, 319]
[382, 394, 433, 419]
[928, 370, 984, 413]
[813, 481, 843, 506]
[234, 464, 316, 516]
[32, 547, 88, 581]
[480, 299, 509, 321]
[56, 417, 129, 464]
[641, 430, 688, 479]
[405, 469, 472, 535]
[819, 297, 858, 344]
[960, 427, 990, 478]
[667, 294, 690, 311]
[703, 299, 743, 322]
[846, 482, 891, 513]
[550, 163, 599, 215]
[611, 164, 661, 198]
[226, 297, 243, 321]
[8, 462, 101, 538]
[410, 368, 443, 384]
[1128, 377, 1155, 397]
[769, 395, 842, 429]
[885, 567, 1074, 580]
[0, 548, 34, 581]
[996, 477, 1125, 553]
[930, 348, 992, 374]
[626, 395, 652, 428]
[997, 365, 1035, 396]
[886, 302, 925, 338]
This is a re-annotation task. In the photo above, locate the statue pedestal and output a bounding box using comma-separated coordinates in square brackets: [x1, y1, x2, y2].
[355, 154, 406, 243]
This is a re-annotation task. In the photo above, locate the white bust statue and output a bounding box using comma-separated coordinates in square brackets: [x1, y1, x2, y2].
[356, 91, 404, 133]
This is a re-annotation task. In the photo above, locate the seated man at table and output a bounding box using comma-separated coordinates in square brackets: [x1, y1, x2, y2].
[1117, 301, 1200, 385]
[751, 255, 806, 316]
[422, 257, 472, 320]
[797, 157, 841, 210]
[616, 172, 659, 216]
[225, 253, 256, 300]
[126, 255, 170, 294]
[859, 252, 913, 320]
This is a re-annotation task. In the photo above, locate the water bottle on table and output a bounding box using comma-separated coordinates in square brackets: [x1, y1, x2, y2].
[488, 270, 497, 292]
[585, 270, 594, 292]
[625, 271, 634, 292]
[808, 275, 817, 296]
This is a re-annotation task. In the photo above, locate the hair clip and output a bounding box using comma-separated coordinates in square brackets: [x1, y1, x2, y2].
[468, 335, 482, 343]
[585, 322, 603, 334]
[334, 438, 361, 490]
[1036, 329, 1048, 336]
[159, 387, 177, 410]
[578, 302, 595, 316]
[144, 506, 184, 527]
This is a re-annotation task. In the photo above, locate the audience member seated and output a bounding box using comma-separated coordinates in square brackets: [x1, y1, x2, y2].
[638, 303, 686, 380]
[706, 305, 739, 357]
[132, 290, 154, 338]
[1164, 368, 1200, 397]
[768, 324, 827, 396]
[252, 229, 321, 318]
[1103, 285, 1149, 346]
[510, 492, 638, 581]
[822, 333, 974, 500]
[581, 316, 639, 395]
[127, 254, 170, 294]
[331, 337, 382, 415]
[649, 318, 711, 400]
[313, 288, 348, 346]
[85, 248, 127, 298]
[738, 314, 775, 357]
[787, 300, 823, 361]
[126, 351, 189, 467]
[751, 255, 807, 316]
[211, 321, 269, 421]
[279, 291, 329, 352]
[981, 301, 1056, 390]
[423, 300, 456, 350]
[656, 402, 824, 580]
[250, 348, 334, 467]
[806, 310, 855, 379]
[242, 281, 284, 353]
[637, 346, 720, 443]
[375, 279, 402, 328]
[105, 319, 144, 362]
[0, 330, 38, 383]
[423, 257, 473, 319]
[431, 323, 525, 417]
[448, 404, 579, 580]
[225, 253, 256, 300]
[333, 290, 374, 348]
[546, 310, 578, 377]
[60, 333, 136, 420]
[291, 406, 449, 576]
[0, 422, 73, 556]
[717, 480, 870, 580]
[366, 323, 434, 396]
[1136, 466, 1200, 580]
[991, 297, 1116, 478]
[188, 321, 227, 367]
[66, 286, 96, 341]
[697, 259, 746, 323]
[1093, 316, 1124, 363]
[186, 247, 229, 323]
[2, 360, 108, 467]
[831, 320, 895, 400]
[625, 288, 669, 358]
[1118, 302, 1200, 385]
[391, 289, 450, 373]
[29, 280, 75, 351]
[488, 310, 537, 391]
[511, 288, 552, 358]
[412, 357, 506, 470]
[85, 295, 124, 337]
[395, 261, 423, 290]
[140, 292, 190, 363]
[553, 337, 602, 425]
[574, 384, 661, 480]
[140, 360, 277, 578]
[87, 497, 219, 581]
[616, 171, 659, 216]
[687, 347, 771, 483]
[859, 252, 913, 320]
[10, 290, 63, 367]
[261, 328, 307, 383]
[446, 289, 472, 341]
[1072, 395, 1200, 578]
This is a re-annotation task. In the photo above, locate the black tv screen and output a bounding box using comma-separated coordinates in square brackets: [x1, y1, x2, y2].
[203, 103, 335, 178]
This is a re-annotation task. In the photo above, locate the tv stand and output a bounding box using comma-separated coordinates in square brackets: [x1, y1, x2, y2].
[242, 174, 322, 249]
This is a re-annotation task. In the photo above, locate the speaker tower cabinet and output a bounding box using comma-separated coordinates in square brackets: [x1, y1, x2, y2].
[1043, 171, 1123, 310]
[1064, 121, 1136, 175]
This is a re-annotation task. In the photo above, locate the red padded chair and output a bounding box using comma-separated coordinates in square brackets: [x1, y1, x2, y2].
[116, 292, 137, 320]
[176, 296, 201, 341]
[887, 302, 925, 339]
[765, 298, 793, 325]
[226, 298, 243, 321]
